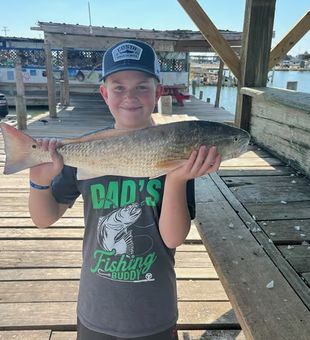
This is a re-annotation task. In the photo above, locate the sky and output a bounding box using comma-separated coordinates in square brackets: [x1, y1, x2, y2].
[1, 0, 309, 56]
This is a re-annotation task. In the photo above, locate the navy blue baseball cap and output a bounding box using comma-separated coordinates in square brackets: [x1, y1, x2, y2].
[102, 39, 161, 81]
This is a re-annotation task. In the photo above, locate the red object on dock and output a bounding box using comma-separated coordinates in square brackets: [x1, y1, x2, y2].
[161, 85, 190, 106]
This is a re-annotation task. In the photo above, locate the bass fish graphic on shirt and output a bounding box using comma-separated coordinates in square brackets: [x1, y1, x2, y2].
[97, 203, 142, 256]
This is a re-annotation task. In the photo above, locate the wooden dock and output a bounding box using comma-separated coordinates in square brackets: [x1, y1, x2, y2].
[0, 94, 309, 339]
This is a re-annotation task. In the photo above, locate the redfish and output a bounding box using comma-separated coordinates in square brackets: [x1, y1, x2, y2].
[0, 121, 250, 179]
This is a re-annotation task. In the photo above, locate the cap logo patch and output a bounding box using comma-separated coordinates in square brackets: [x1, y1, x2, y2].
[112, 43, 143, 62]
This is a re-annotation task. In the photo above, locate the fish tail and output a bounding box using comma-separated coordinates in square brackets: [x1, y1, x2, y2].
[0, 123, 42, 174]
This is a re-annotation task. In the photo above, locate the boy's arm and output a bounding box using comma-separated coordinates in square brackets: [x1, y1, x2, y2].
[28, 138, 68, 228]
[159, 146, 221, 248]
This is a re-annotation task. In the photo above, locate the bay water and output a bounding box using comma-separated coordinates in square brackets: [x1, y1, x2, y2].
[192, 70, 310, 114]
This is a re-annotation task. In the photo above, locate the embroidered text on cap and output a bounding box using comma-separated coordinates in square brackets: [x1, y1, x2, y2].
[112, 43, 143, 62]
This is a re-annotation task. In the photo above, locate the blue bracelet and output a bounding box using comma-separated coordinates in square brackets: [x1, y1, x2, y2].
[30, 180, 51, 190]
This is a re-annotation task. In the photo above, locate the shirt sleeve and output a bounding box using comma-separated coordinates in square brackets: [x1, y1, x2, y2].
[52, 165, 81, 206]
[186, 179, 196, 220]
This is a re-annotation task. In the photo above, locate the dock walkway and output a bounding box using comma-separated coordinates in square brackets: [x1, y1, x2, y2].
[0, 94, 309, 339]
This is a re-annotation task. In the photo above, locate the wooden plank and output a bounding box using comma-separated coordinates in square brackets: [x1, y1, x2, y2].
[250, 115, 310, 176]
[0, 280, 228, 303]
[0, 225, 201, 242]
[0, 228, 84, 239]
[195, 175, 310, 340]
[0, 241, 205, 253]
[0, 240, 83, 251]
[0, 211, 82, 217]
[220, 157, 283, 167]
[219, 166, 293, 177]
[0, 301, 238, 329]
[0, 268, 81, 282]
[224, 175, 308, 187]
[0, 217, 85, 227]
[0, 330, 51, 340]
[178, 330, 246, 339]
[38, 21, 241, 43]
[224, 176, 310, 203]
[303, 273, 310, 285]
[269, 11, 310, 69]
[50, 332, 77, 340]
[244, 201, 310, 220]
[258, 220, 310, 243]
[0, 251, 212, 269]
[0, 226, 201, 242]
[278, 245, 310, 273]
[0, 267, 218, 282]
[50, 330, 247, 340]
[177, 0, 241, 79]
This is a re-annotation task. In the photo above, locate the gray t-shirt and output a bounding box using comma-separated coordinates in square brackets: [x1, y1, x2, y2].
[52, 166, 195, 338]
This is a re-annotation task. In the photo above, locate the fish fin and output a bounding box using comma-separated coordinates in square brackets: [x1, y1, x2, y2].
[156, 159, 188, 169]
[150, 159, 187, 179]
[0, 123, 42, 174]
[62, 128, 130, 144]
[149, 159, 188, 179]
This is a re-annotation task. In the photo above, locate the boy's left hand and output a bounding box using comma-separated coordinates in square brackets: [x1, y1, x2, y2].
[167, 146, 221, 182]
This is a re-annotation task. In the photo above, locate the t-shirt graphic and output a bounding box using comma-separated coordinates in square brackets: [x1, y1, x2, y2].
[91, 202, 157, 283]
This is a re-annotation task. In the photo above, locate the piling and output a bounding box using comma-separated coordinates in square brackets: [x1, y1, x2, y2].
[158, 95, 172, 115]
[215, 59, 224, 108]
[192, 80, 197, 96]
[15, 56, 27, 130]
[44, 42, 57, 118]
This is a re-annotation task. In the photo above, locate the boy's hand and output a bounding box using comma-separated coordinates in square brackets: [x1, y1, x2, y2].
[29, 138, 64, 185]
[167, 146, 221, 183]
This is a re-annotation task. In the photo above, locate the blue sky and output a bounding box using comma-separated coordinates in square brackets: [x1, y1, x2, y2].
[1, 0, 309, 55]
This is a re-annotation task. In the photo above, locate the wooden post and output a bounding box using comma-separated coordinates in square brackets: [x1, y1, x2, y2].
[158, 96, 172, 115]
[15, 55, 27, 130]
[235, 0, 276, 130]
[59, 80, 65, 106]
[44, 41, 57, 118]
[62, 47, 70, 106]
[192, 79, 197, 95]
[215, 59, 224, 108]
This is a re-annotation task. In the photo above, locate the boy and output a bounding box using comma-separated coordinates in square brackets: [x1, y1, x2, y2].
[29, 40, 221, 340]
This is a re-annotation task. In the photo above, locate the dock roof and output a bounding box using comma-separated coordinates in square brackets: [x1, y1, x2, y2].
[31, 21, 242, 52]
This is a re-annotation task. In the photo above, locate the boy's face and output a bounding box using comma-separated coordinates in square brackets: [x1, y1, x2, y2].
[100, 71, 162, 130]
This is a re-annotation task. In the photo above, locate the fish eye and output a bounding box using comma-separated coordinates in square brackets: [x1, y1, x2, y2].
[32, 144, 37, 149]
[233, 137, 239, 142]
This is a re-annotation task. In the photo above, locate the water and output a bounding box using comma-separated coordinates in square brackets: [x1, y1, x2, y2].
[191, 70, 310, 114]
[8, 106, 48, 118]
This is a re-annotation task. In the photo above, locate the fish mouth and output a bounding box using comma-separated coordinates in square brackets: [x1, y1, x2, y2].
[236, 137, 250, 156]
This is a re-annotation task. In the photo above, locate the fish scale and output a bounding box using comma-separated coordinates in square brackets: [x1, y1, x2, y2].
[0, 120, 251, 179]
